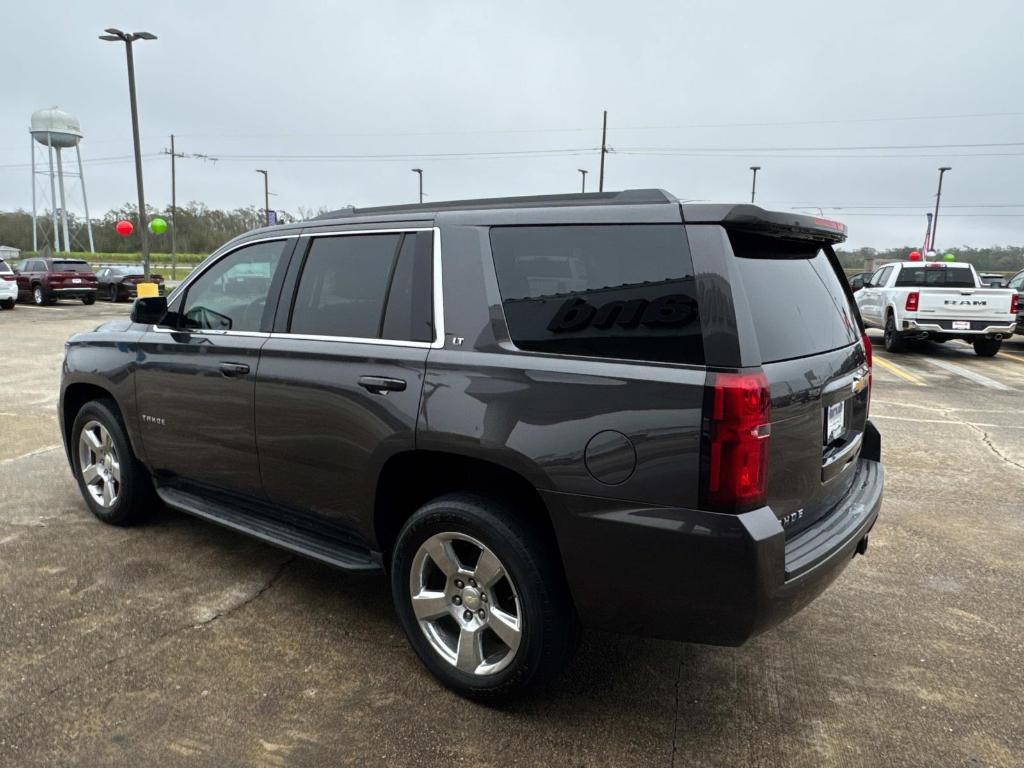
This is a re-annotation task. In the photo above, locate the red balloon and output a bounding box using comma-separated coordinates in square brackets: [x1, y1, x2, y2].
[908, 250, 922, 261]
[115, 220, 134, 237]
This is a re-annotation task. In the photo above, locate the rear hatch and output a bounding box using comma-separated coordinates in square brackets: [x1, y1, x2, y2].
[728, 231, 869, 539]
[898, 263, 1014, 323]
[50, 259, 97, 289]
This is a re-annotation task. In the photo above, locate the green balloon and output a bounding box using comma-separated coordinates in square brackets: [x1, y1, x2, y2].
[943, 252, 955, 262]
[148, 217, 167, 235]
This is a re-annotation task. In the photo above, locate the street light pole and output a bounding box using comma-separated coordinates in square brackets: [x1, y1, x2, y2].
[100, 28, 157, 279]
[931, 166, 952, 252]
[411, 168, 423, 204]
[578, 169, 588, 193]
[749, 166, 761, 204]
[256, 169, 270, 225]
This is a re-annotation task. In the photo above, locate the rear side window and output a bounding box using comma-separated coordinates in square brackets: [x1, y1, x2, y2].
[0, 260, 10, 273]
[489, 225, 704, 365]
[895, 265, 975, 288]
[729, 232, 859, 364]
[290, 232, 433, 342]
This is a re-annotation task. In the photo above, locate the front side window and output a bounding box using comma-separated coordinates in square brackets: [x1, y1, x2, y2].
[489, 225, 703, 365]
[289, 232, 433, 341]
[180, 240, 287, 332]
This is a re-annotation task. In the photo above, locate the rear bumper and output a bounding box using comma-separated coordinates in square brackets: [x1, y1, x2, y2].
[545, 422, 884, 646]
[0, 282, 16, 300]
[903, 319, 1015, 337]
[50, 287, 97, 298]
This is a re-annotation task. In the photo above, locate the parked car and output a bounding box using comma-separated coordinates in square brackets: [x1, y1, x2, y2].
[1006, 268, 1024, 336]
[15, 257, 97, 305]
[0, 257, 17, 309]
[856, 260, 1017, 355]
[848, 271, 873, 292]
[95, 265, 166, 302]
[59, 190, 882, 700]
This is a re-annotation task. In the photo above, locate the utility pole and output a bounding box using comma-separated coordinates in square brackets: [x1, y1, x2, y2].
[411, 168, 423, 203]
[99, 28, 157, 279]
[256, 169, 270, 225]
[165, 134, 184, 280]
[598, 110, 608, 192]
[931, 166, 952, 252]
[749, 166, 761, 204]
[578, 169, 588, 193]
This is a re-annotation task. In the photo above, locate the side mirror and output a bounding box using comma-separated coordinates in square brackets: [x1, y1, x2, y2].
[131, 295, 169, 325]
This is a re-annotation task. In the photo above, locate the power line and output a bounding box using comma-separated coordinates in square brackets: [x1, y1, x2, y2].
[619, 141, 1024, 153]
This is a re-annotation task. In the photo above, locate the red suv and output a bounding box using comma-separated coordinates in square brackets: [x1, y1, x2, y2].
[15, 258, 98, 305]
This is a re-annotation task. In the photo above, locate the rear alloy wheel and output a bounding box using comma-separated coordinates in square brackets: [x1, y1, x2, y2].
[884, 314, 906, 353]
[391, 493, 577, 702]
[33, 285, 46, 306]
[973, 338, 1001, 357]
[71, 399, 155, 526]
[109, 285, 120, 302]
[82, 294, 95, 305]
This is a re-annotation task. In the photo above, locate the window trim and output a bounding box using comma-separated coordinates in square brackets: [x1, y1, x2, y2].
[271, 226, 444, 349]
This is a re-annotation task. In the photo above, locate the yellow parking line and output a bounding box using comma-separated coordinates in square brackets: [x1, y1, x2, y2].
[873, 355, 927, 386]
[999, 351, 1024, 365]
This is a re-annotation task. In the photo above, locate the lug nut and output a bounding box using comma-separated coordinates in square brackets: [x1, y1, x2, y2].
[477, 609, 486, 619]
[463, 610, 473, 621]
[454, 579, 464, 589]
[481, 593, 488, 603]
[469, 578, 477, 588]
[453, 595, 462, 605]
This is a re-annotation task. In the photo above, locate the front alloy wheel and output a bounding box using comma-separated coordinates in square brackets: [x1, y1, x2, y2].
[78, 420, 121, 508]
[410, 532, 523, 676]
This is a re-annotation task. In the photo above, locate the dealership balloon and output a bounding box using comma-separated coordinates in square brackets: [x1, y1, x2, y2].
[115, 220, 133, 237]
[943, 252, 956, 262]
[149, 217, 167, 235]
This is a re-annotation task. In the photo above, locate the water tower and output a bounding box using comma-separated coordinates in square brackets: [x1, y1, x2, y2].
[30, 108, 95, 253]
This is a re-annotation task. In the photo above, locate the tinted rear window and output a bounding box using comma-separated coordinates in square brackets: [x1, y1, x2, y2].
[729, 232, 859, 363]
[895, 265, 975, 288]
[52, 260, 92, 273]
[489, 225, 703, 365]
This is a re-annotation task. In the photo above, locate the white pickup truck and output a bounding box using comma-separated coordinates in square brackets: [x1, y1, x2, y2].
[856, 260, 1018, 356]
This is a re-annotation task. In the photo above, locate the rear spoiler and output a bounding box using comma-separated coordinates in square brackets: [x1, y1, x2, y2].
[680, 203, 847, 244]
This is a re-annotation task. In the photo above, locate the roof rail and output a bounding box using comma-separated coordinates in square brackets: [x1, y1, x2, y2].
[315, 188, 677, 220]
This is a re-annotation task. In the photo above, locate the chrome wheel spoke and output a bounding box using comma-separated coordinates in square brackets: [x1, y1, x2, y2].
[101, 479, 115, 507]
[108, 458, 121, 484]
[487, 606, 522, 652]
[81, 463, 101, 485]
[411, 589, 450, 622]
[455, 626, 483, 673]
[473, 549, 504, 588]
[83, 429, 102, 453]
[423, 536, 460, 577]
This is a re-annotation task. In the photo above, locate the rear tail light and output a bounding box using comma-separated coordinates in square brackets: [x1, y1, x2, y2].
[861, 332, 873, 414]
[701, 371, 771, 513]
[905, 291, 919, 312]
[0, 275, 14, 281]
[1012, 293, 1019, 314]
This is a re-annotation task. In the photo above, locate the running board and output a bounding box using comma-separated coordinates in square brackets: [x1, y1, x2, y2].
[157, 487, 383, 574]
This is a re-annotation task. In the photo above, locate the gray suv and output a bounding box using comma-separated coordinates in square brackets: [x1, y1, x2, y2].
[59, 190, 883, 700]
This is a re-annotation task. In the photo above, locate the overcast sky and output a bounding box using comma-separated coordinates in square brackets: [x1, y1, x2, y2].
[1, 0, 1022, 249]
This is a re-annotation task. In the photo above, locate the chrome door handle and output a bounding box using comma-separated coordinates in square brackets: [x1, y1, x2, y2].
[358, 375, 407, 394]
[219, 362, 250, 377]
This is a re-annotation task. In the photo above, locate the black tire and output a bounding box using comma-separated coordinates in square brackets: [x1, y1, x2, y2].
[391, 493, 577, 702]
[973, 338, 1001, 357]
[70, 399, 156, 526]
[32, 284, 48, 306]
[109, 284, 120, 302]
[884, 313, 906, 353]
[82, 294, 96, 306]
[0, 298, 13, 310]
